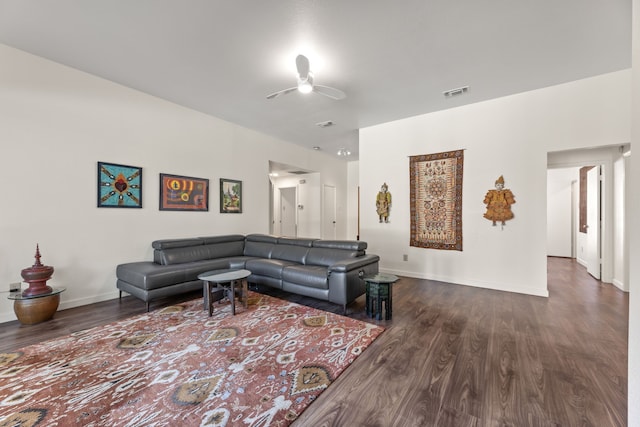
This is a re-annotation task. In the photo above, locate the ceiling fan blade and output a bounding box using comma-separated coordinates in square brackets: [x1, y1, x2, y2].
[296, 54, 310, 79]
[266, 87, 298, 100]
[313, 85, 346, 100]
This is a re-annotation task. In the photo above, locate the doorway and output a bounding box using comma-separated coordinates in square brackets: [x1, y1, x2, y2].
[547, 164, 605, 280]
[280, 187, 297, 237]
[322, 185, 336, 239]
[268, 161, 322, 238]
[547, 145, 628, 289]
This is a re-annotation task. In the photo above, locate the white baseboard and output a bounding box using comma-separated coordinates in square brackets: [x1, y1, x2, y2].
[58, 291, 121, 311]
[379, 268, 549, 298]
[0, 291, 121, 325]
[612, 278, 628, 292]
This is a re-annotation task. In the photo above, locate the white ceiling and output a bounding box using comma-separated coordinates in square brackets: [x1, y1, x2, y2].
[0, 1, 631, 160]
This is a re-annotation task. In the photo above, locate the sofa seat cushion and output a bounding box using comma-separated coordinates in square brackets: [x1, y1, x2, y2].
[117, 259, 230, 290]
[225, 256, 257, 270]
[245, 258, 298, 277]
[282, 265, 329, 290]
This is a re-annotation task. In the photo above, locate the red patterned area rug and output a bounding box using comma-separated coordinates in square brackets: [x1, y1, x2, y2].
[0, 293, 384, 426]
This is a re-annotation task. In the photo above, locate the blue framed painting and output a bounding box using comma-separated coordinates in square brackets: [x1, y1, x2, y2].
[97, 161, 143, 208]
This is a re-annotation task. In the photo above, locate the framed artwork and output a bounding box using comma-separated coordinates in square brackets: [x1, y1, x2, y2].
[220, 178, 242, 213]
[97, 161, 142, 208]
[159, 173, 209, 211]
[409, 149, 464, 251]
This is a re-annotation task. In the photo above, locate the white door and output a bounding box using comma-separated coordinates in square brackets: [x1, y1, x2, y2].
[586, 166, 601, 279]
[280, 187, 297, 237]
[322, 185, 336, 239]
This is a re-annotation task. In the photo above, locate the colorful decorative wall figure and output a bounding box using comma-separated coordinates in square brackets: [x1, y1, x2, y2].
[376, 183, 392, 223]
[483, 175, 515, 228]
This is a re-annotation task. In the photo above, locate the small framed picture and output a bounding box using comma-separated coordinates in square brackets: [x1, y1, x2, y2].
[220, 178, 242, 213]
[97, 161, 142, 208]
[159, 173, 209, 211]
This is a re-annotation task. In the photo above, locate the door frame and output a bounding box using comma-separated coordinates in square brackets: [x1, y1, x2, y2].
[548, 148, 616, 285]
[279, 186, 297, 237]
[586, 165, 601, 279]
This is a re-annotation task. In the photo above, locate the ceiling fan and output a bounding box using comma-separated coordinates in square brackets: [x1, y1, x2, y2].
[266, 54, 346, 100]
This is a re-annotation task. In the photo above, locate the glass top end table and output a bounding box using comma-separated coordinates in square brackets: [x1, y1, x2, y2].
[7, 287, 66, 324]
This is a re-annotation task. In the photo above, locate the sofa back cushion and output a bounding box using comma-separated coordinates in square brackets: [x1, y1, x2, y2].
[312, 240, 367, 252]
[152, 238, 202, 250]
[155, 245, 208, 265]
[149, 235, 369, 267]
[270, 244, 310, 264]
[305, 240, 367, 267]
[199, 234, 246, 245]
[268, 237, 316, 263]
[153, 235, 245, 265]
[198, 235, 246, 259]
[152, 238, 202, 264]
[243, 234, 277, 258]
[277, 237, 316, 247]
[305, 248, 359, 267]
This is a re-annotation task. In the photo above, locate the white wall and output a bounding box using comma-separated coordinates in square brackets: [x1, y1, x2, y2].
[628, 1, 639, 424]
[613, 155, 629, 291]
[359, 70, 631, 298]
[546, 168, 578, 258]
[0, 44, 348, 322]
[346, 161, 360, 240]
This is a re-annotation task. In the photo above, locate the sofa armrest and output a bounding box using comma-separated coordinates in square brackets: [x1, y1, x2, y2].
[328, 254, 380, 273]
[326, 254, 379, 306]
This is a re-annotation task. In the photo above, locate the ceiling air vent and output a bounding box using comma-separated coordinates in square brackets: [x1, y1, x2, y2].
[316, 120, 334, 128]
[443, 86, 469, 98]
[288, 170, 309, 175]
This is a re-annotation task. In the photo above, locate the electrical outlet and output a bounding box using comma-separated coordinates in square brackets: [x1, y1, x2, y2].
[9, 282, 21, 292]
[403, 254, 408, 261]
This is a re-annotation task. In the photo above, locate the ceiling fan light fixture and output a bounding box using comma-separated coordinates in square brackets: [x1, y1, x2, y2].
[268, 56, 344, 100]
[297, 73, 314, 94]
[298, 81, 313, 94]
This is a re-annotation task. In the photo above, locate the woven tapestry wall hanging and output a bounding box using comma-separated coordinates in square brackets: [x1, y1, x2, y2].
[410, 149, 464, 251]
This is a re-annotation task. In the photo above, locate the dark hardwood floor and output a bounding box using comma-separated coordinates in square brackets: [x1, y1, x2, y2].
[0, 257, 627, 426]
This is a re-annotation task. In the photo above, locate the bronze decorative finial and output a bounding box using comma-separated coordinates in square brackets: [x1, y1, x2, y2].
[21, 244, 54, 297]
[33, 243, 43, 267]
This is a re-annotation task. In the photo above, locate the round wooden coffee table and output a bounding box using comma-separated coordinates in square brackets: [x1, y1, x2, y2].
[198, 269, 251, 316]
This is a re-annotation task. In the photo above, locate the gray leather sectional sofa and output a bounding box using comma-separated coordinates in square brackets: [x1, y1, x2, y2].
[116, 233, 380, 312]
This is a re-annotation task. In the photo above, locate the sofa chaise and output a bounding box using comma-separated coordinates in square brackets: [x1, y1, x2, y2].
[116, 233, 380, 312]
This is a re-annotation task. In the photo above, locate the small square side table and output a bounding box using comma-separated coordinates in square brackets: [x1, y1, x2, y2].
[364, 274, 398, 320]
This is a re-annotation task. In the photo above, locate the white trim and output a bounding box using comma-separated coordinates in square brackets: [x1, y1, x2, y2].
[380, 269, 550, 298]
[0, 291, 121, 325]
[612, 278, 628, 292]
